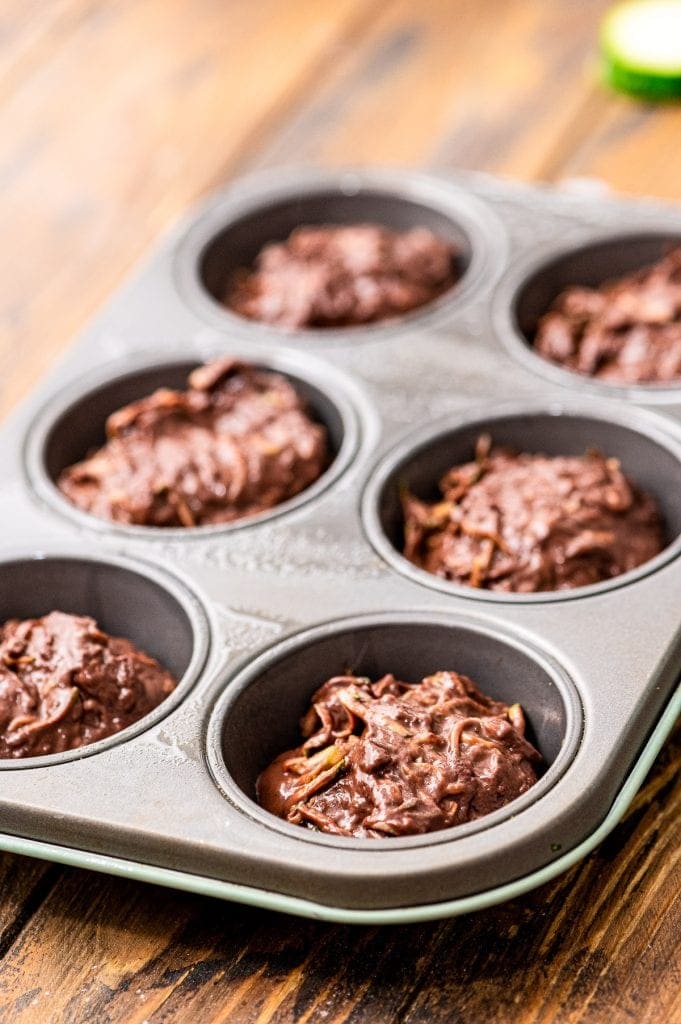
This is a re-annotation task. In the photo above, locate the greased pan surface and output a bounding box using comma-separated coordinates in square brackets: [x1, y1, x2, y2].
[0, 168, 679, 918]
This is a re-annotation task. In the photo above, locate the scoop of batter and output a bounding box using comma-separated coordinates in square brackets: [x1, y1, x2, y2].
[225, 223, 458, 329]
[402, 435, 664, 593]
[0, 611, 176, 758]
[58, 358, 329, 527]
[534, 247, 681, 384]
[258, 670, 541, 837]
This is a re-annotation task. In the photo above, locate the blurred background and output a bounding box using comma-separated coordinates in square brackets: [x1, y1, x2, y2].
[1, 0, 680, 423]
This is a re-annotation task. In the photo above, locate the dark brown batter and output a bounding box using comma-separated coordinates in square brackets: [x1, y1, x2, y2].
[58, 358, 329, 527]
[258, 670, 541, 837]
[0, 611, 176, 758]
[402, 435, 664, 593]
[225, 223, 458, 329]
[534, 247, 681, 383]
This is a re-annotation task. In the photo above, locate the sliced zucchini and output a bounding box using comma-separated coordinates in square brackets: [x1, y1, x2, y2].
[601, 0, 681, 99]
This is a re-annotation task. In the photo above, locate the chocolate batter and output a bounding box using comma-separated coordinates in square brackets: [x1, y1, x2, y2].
[0, 611, 176, 758]
[58, 358, 329, 527]
[258, 670, 541, 837]
[225, 223, 458, 329]
[402, 435, 664, 593]
[534, 247, 681, 383]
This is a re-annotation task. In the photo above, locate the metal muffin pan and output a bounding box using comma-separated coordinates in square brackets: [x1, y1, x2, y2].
[0, 167, 679, 923]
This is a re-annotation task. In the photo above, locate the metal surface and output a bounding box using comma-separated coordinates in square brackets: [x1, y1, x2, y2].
[0, 167, 679, 918]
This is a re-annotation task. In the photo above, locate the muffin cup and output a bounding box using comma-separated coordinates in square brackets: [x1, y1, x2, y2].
[172, 167, 504, 343]
[206, 611, 582, 849]
[24, 348, 360, 538]
[0, 550, 209, 768]
[362, 399, 681, 603]
[494, 231, 681, 402]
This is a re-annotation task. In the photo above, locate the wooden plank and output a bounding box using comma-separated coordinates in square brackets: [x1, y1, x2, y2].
[255, 0, 680, 202]
[0, 0, 390, 422]
[254, 0, 613, 178]
[542, 96, 681, 200]
[0, 855, 59, 961]
[0, 2, 98, 100]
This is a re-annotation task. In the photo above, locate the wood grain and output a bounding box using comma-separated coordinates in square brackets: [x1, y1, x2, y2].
[0, 0, 390, 421]
[0, 1, 679, 1022]
[255, 0, 613, 177]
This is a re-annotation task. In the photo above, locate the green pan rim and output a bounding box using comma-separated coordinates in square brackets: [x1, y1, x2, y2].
[0, 682, 676, 925]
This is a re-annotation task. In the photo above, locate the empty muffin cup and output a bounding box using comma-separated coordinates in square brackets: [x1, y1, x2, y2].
[0, 551, 209, 767]
[25, 352, 358, 536]
[207, 611, 582, 848]
[173, 169, 502, 339]
[496, 231, 681, 398]
[362, 401, 681, 603]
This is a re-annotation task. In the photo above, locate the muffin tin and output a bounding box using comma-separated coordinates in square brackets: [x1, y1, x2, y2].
[1, 167, 680, 924]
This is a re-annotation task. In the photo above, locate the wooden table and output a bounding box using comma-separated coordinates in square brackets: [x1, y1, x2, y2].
[0, 2, 679, 1021]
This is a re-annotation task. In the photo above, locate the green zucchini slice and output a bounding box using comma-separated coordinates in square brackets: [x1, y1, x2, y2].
[601, 0, 681, 99]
